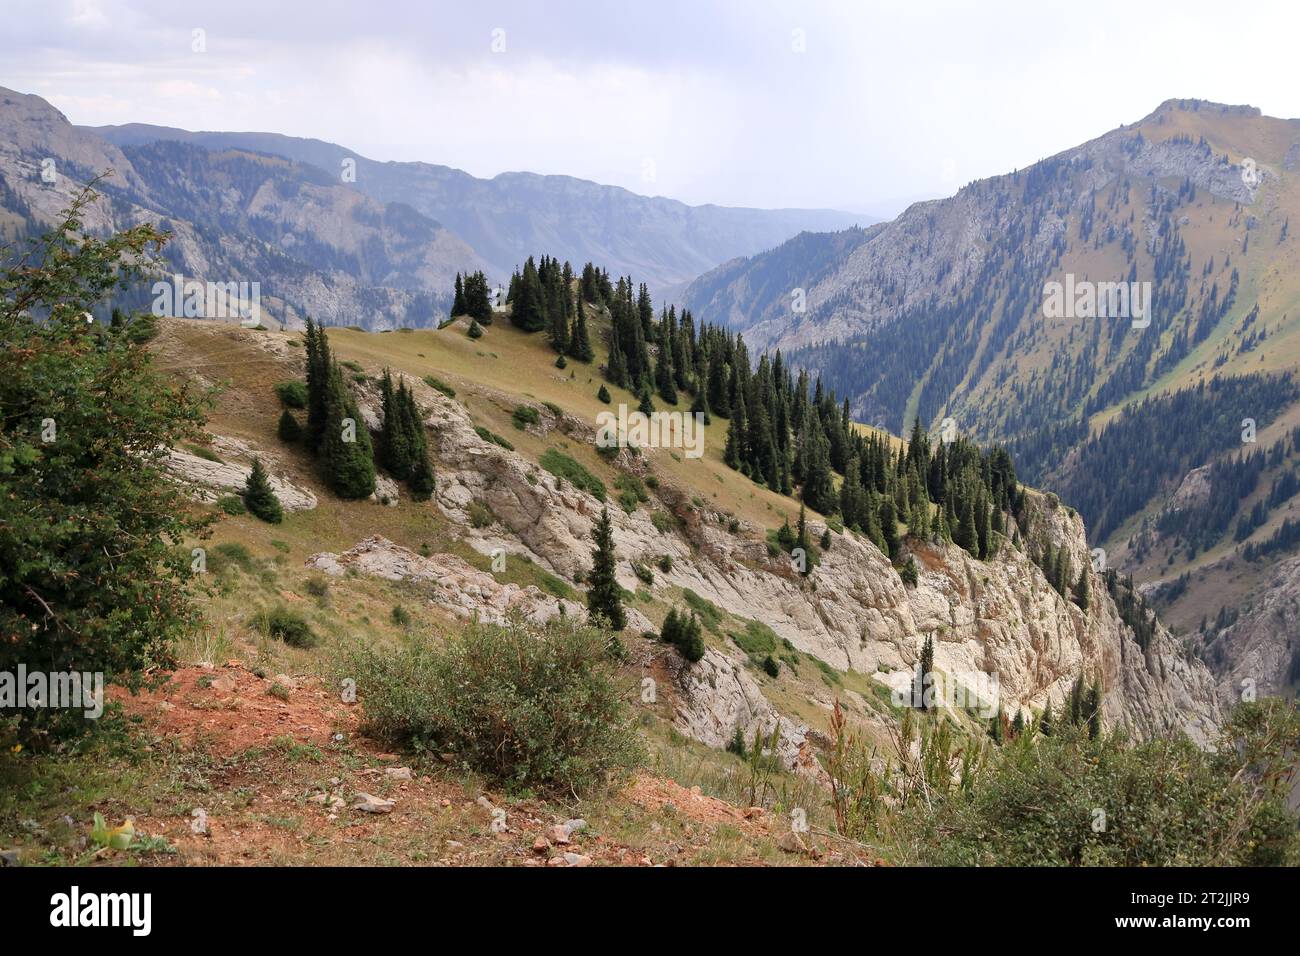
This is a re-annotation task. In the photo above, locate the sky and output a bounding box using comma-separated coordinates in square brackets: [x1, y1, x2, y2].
[4, 0, 1300, 217]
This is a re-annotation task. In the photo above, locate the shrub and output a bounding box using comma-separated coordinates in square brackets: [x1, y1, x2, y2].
[474, 425, 514, 451]
[762, 655, 780, 678]
[614, 473, 649, 513]
[275, 380, 308, 409]
[304, 577, 330, 598]
[631, 560, 654, 585]
[277, 408, 302, 443]
[217, 494, 247, 516]
[555, 354, 567, 369]
[540, 448, 606, 501]
[467, 500, 495, 528]
[390, 604, 412, 628]
[900, 556, 919, 586]
[467, 319, 483, 339]
[254, 606, 319, 648]
[343, 617, 642, 793]
[650, 510, 675, 534]
[422, 375, 455, 398]
[597, 384, 611, 404]
[542, 401, 564, 417]
[512, 404, 540, 430]
[186, 443, 222, 462]
[657, 554, 673, 573]
[682, 590, 723, 633]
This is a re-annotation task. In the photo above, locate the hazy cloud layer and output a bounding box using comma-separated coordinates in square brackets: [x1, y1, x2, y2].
[4, 0, 1299, 214]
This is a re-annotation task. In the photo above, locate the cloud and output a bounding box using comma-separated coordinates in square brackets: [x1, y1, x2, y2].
[3, 0, 1300, 211]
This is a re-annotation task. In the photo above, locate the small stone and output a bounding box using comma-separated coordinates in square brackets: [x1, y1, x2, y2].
[532, 837, 550, 853]
[743, 807, 765, 819]
[352, 792, 395, 814]
[547, 825, 571, 845]
[563, 852, 591, 867]
[440, 799, 451, 808]
[384, 766, 413, 781]
[563, 818, 587, 836]
[777, 830, 810, 855]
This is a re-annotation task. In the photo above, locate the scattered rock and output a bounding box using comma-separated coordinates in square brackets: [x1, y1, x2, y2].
[351, 792, 395, 814]
[777, 830, 811, 855]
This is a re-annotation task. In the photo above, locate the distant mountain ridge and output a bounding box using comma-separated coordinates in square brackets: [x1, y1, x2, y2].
[682, 98, 1300, 703]
[89, 122, 866, 297]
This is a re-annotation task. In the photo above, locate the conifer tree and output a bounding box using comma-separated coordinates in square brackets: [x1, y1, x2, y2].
[243, 456, 284, 524]
[879, 498, 901, 561]
[452, 273, 466, 316]
[304, 318, 332, 450]
[321, 361, 376, 499]
[597, 384, 611, 404]
[567, 292, 594, 361]
[277, 408, 301, 443]
[915, 633, 935, 710]
[1073, 567, 1091, 610]
[586, 507, 625, 631]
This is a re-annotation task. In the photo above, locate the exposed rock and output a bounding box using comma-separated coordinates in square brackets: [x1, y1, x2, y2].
[305, 536, 587, 627]
[164, 444, 317, 512]
[1205, 554, 1300, 706]
[351, 792, 395, 814]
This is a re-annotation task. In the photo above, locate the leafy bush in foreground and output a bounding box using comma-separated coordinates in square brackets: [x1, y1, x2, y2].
[344, 617, 641, 793]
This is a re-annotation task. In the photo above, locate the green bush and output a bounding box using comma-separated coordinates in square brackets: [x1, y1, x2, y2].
[422, 375, 455, 398]
[597, 384, 611, 404]
[540, 448, 606, 501]
[474, 425, 514, 451]
[900, 556, 919, 586]
[468, 500, 495, 528]
[512, 404, 540, 430]
[467, 319, 483, 339]
[390, 604, 412, 627]
[614, 473, 649, 514]
[681, 589, 722, 632]
[650, 510, 675, 534]
[343, 617, 642, 793]
[275, 380, 308, 408]
[254, 606, 319, 648]
[217, 494, 247, 516]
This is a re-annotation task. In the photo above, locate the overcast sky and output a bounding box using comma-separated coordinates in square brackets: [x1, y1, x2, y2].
[4, 0, 1299, 216]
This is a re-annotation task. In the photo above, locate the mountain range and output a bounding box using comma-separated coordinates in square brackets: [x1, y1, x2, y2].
[0, 86, 861, 331]
[683, 98, 1300, 705]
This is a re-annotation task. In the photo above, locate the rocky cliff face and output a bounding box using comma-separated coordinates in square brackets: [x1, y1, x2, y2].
[1203, 554, 1300, 707]
[404, 375, 1222, 748]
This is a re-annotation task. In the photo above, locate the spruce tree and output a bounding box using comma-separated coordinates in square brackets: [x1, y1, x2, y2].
[597, 384, 611, 404]
[879, 498, 901, 561]
[452, 273, 466, 316]
[277, 408, 301, 443]
[915, 633, 935, 710]
[567, 292, 594, 361]
[243, 456, 284, 524]
[409, 450, 435, 502]
[321, 361, 377, 499]
[586, 507, 625, 631]
[1073, 567, 1091, 610]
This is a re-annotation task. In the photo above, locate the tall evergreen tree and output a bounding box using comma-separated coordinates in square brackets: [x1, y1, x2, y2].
[567, 291, 594, 361]
[321, 360, 376, 499]
[587, 507, 625, 631]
